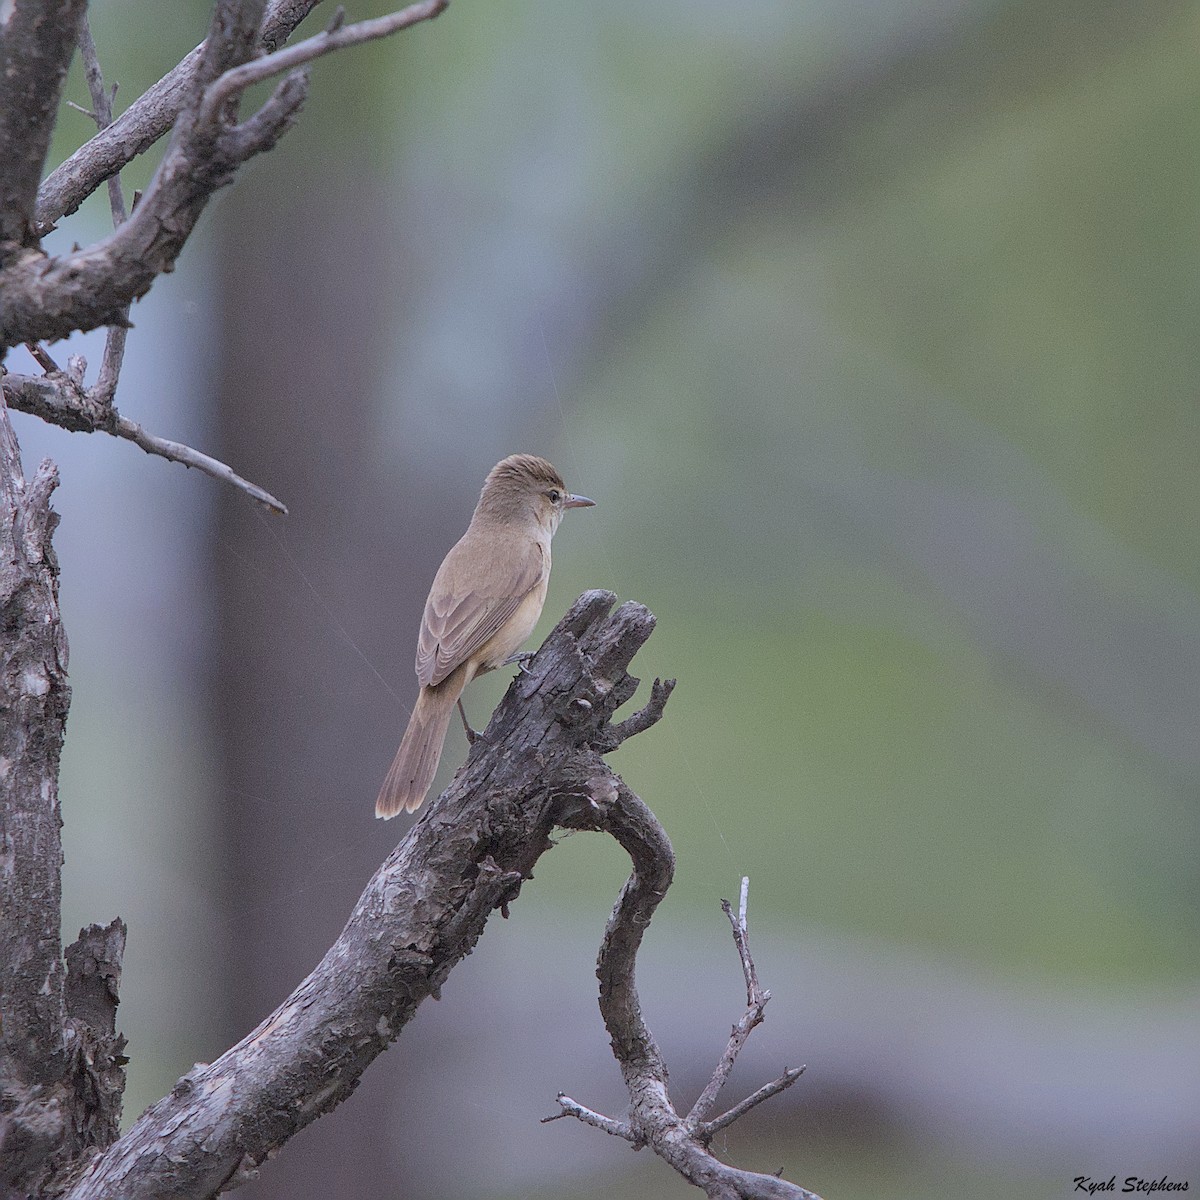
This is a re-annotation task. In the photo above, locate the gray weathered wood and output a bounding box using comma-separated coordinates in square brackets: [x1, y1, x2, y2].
[61, 591, 673, 1200]
[0, 0, 449, 352]
[34, 0, 324, 233]
[0, 0, 88, 257]
[0, 397, 131, 1196]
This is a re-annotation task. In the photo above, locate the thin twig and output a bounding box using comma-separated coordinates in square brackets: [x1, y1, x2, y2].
[723, 892, 762, 1003]
[541, 1095, 638, 1143]
[77, 16, 127, 227]
[116, 415, 287, 514]
[76, 14, 131, 411]
[199, 0, 449, 126]
[684, 890, 772, 1129]
[2, 371, 287, 514]
[24, 343, 60, 374]
[36, 0, 326, 232]
[699, 1068, 806, 1141]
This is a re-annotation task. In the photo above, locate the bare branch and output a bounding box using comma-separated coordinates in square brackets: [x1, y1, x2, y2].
[58, 592, 667, 1199]
[199, 0, 449, 126]
[2, 0, 299, 349]
[3, 1, 450, 352]
[24, 341, 61, 375]
[0, 0, 88, 256]
[76, 13, 131, 409]
[686, 889, 771, 1129]
[36, 0, 325, 232]
[2, 370, 288, 514]
[553, 843, 821, 1200]
[541, 1094, 638, 1142]
[76, 15, 127, 228]
[605, 675, 677, 749]
[699, 1068, 806, 1142]
[725, 890, 763, 1001]
[116, 413, 288, 515]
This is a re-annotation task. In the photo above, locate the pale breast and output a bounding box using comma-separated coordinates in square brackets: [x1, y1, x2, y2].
[475, 570, 549, 671]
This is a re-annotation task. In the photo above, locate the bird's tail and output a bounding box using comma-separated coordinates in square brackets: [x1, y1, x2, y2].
[375, 672, 464, 819]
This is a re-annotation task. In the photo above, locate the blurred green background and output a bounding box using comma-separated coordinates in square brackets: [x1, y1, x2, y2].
[10, 0, 1199, 1196]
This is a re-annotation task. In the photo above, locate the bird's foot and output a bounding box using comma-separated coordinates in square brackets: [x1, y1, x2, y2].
[503, 651, 536, 675]
[457, 698, 487, 745]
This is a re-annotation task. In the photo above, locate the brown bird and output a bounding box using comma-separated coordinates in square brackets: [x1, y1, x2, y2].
[375, 454, 594, 818]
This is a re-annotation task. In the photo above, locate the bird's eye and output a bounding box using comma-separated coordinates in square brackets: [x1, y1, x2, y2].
[547, 489, 561, 504]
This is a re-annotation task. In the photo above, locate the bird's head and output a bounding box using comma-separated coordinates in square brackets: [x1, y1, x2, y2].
[479, 453, 594, 533]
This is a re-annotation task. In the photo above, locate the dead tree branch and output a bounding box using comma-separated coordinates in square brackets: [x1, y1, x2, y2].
[35, 0, 324, 233]
[0, 0, 448, 349]
[0, 0, 446, 511]
[0, 431, 819, 1197]
[546, 868, 818, 1200]
[0, 397, 128, 1196]
[0, 0, 89, 257]
[52, 591, 673, 1199]
[1, 365, 288, 514]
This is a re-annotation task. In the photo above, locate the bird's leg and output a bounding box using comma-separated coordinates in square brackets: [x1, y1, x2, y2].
[457, 697, 485, 744]
[503, 651, 536, 675]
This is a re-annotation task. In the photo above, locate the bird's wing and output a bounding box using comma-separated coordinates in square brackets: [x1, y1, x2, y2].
[416, 532, 545, 687]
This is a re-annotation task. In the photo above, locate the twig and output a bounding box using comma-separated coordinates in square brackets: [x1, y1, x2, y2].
[115, 414, 288, 515]
[699, 1068, 806, 1142]
[76, 13, 129, 410]
[605, 676, 677, 749]
[685, 888, 770, 1129]
[550, 815, 822, 1199]
[198, 0, 449, 126]
[2, 370, 287, 514]
[36, 0, 325, 231]
[541, 1095, 638, 1142]
[724, 886, 763, 1005]
[24, 342, 60, 374]
[76, 16, 127, 228]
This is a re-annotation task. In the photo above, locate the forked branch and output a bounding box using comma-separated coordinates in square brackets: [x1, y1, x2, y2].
[51, 593, 682, 1199]
[1, 0, 449, 509]
[2, 362, 288, 514]
[545, 837, 820, 1200]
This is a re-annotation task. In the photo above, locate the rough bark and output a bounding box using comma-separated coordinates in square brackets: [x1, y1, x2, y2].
[34, 0, 324, 233]
[0, 0, 449, 352]
[62, 591, 672, 1199]
[0, 415, 816, 1198]
[0, 398, 127, 1198]
[548, 798, 819, 1200]
[0, 0, 88, 258]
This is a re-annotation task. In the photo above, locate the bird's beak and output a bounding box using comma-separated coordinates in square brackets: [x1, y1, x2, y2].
[565, 494, 595, 509]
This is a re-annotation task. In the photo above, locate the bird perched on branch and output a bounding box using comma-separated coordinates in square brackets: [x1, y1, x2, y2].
[375, 454, 595, 818]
